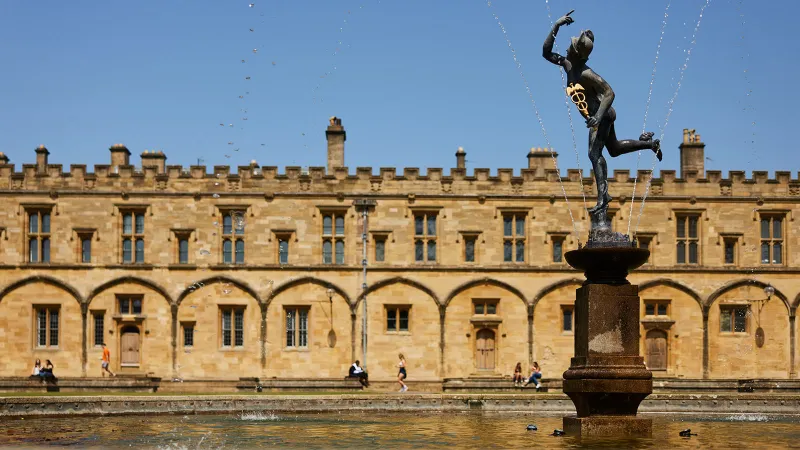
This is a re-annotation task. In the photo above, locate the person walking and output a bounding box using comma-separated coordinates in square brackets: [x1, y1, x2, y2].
[101, 343, 116, 377]
[397, 354, 408, 393]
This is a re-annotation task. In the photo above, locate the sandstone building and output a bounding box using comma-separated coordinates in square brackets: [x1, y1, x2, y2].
[0, 120, 797, 384]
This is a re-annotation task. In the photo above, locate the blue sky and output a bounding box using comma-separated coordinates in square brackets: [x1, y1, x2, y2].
[0, 0, 796, 177]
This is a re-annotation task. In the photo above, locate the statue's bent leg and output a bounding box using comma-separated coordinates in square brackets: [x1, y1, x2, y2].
[587, 119, 612, 213]
[606, 126, 662, 161]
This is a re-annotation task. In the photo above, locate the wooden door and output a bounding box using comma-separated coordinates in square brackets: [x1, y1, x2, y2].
[476, 329, 496, 370]
[645, 329, 667, 370]
[120, 327, 140, 366]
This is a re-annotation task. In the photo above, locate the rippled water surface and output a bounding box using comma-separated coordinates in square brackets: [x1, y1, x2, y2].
[1, 412, 799, 449]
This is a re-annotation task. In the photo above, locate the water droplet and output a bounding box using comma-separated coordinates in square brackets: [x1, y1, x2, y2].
[249, 3, 254, 7]
[199, 249, 211, 256]
[212, 193, 220, 199]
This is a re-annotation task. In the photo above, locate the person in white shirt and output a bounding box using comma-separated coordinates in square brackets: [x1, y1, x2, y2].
[349, 360, 369, 387]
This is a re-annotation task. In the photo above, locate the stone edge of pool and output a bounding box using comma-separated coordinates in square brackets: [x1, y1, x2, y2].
[1, 394, 799, 418]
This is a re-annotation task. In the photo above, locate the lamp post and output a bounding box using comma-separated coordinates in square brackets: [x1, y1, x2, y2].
[326, 288, 335, 348]
[748, 284, 775, 348]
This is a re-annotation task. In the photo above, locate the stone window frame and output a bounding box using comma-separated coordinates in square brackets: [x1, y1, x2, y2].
[499, 208, 529, 264]
[757, 211, 787, 266]
[91, 310, 105, 347]
[385, 304, 411, 334]
[643, 299, 671, 317]
[24, 204, 54, 264]
[169, 228, 196, 265]
[217, 207, 249, 266]
[635, 232, 657, 264]
[548, 232, 570, 264]
[369, 230, 392, 264]
[718, 232, 743, 267]
[719, 303, 750, 334]
[219, 306, 246, 349]
[560, 304, 575, 334]
[117, 206, 149, 265]
[73, 228, 97, 264]
[271, 229, 296, 265]
[116, 294, 144, 316]
[33, 304, 60, 349]
[411, 207, 441, 264]
[318, 206, 350, 265]
[673, 209, 705, 265]
[457, 231, 482, 264]
[473, 298, 499, 316]
[284, 305, 310, 351]
[181, 321, 196, 348]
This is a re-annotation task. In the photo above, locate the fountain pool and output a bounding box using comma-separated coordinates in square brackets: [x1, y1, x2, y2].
[1, 411, 798, 449]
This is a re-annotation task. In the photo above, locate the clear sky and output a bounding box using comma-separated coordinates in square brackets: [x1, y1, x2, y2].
[0, 0, 796, 177]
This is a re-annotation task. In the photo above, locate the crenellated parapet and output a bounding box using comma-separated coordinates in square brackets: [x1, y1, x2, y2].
[1, 126, 798, 198]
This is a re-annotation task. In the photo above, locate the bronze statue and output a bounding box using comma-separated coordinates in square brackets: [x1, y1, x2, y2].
[543, 11, 662, 224]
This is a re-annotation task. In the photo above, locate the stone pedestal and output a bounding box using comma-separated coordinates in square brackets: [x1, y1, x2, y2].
[562, 247, 653, 437]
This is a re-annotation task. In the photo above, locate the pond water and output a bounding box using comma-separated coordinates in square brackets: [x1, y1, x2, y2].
[1, 412, 798, 449]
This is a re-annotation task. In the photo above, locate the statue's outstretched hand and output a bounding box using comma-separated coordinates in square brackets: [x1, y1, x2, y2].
[556, 11, 574, 27]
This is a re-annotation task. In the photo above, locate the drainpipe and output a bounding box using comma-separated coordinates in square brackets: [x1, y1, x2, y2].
[361, 207, 368, 369]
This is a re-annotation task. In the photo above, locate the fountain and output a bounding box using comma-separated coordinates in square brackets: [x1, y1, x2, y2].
[542, 11, 657, 437]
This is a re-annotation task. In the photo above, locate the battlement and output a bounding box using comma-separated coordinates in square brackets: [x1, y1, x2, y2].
[1, 126, 797, 198]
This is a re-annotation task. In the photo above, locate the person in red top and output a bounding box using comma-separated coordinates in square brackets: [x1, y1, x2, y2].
[101, 343, 116, 377]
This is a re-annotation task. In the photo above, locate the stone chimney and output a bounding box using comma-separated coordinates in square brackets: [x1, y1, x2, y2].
[456, 147, 466, 169]
[35, 145, 49, 173]
[110, 143, 131, 169]
[527, 147, 558, 177]
[141, 150, 167, 173]
[326, 116, 346, 173]
[679, 128, 705, 178]
[0, 152, 8, 165]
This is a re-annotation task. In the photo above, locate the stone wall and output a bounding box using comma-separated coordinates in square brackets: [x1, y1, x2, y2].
[0, 129, 798, 381]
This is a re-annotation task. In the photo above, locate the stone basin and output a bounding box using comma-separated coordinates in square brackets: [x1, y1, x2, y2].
[565, 247, 650, 285]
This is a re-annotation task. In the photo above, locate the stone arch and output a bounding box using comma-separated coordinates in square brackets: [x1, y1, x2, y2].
[444, 277, 527, 308]
[176, 275, 261, 305]
[639, 278, 704, 310]
[530, 278, 583, 312]
[267, 276, 350, 306]
[707, 279, 790, 313]
[354, 277, 439, 309]
[0, 275, 83, 305]
[87, 276, 173, 306]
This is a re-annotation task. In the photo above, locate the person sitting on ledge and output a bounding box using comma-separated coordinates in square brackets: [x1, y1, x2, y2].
[31, 359, 41, 377]
[349, 360, 369, 387]
[513, 362, 524, 387]
[523, 361, 543, 390]
[39, 360, 55, 383]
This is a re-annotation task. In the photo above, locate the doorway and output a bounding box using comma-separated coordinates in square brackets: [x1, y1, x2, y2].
[645, 329, 667, 370]
[120, 326, 141, 367]
[475, 328, 496, 371]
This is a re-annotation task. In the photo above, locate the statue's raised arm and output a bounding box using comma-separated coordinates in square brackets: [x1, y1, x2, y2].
[542, 10, 574, 67]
